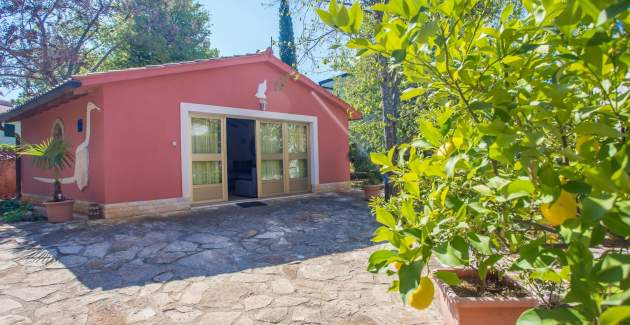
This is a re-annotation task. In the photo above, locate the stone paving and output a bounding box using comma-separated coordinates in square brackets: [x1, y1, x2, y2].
[0, 192, 442, 324]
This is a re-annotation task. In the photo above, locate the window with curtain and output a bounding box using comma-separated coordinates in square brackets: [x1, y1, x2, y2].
[262, 160, 283, 181]
[261, 123, 283, 154]
[192, 161, 222, 185]
[288, 124, 307, 154]
[289, 159, 307, 179]
[192, 118, 220, 154]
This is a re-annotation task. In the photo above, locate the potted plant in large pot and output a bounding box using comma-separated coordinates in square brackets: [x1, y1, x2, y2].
[363, 170, 383, 201]
[319, 0, 629, 324]
[21, 138, 74, 223]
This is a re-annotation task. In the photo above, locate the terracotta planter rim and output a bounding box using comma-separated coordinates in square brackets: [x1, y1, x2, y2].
[434, 268, 539, 307]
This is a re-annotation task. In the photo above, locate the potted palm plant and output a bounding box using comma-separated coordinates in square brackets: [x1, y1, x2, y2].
[21, 138, 74, 223]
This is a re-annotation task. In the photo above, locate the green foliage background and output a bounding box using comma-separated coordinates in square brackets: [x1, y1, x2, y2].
[102, 0, 219, 70]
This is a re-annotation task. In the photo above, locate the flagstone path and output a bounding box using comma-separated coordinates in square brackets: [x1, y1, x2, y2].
[0, 192, 442, 324]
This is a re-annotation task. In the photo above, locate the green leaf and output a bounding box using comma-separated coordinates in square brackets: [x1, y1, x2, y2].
[401, 200, 417, 225]
[437, 0, 454, 15]
[563, 181, 592, 194]
[336, 6, 350, 27]
[576, 122, 622, 138]
[375, 207, 397, 228]
[503, 178, 535, 200]
[600, 306, 630, 325]
[316, 9, 335, 27]
[581, 195, 615, 223]
[368, 249, 396, 273]
[467, 233, 492, 255]
[516, 307, 589, 325]
[419, 120, 442, 146]
[445, 154, 465, 177]
[473, 184, 493, 196]
[347, 38, 371, 49]
[603, 289, 630, 306]
[500, 3, 515, 22]
[434, 270, 461, 286]
[479, 254, 502, 281]
[372, 226, 394, 243]
[370, 152, 391, 166]
[401, 87, 425, 100]
[603, 214, 630, 237]
[399, 260, 424, 302]
[538, 165, 560, 188]
[598, 0, 630, 25]
[350, 1, 363, 33]
[434, 236, 469, 267]
[596, 253, 630, 284]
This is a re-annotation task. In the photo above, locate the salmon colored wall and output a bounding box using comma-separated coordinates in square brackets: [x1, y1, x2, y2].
[20, 91, 106, 203]
[101, 61, 350, 204]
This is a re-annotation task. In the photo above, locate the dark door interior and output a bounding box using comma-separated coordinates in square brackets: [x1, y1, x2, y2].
[226, 118, 257, 200]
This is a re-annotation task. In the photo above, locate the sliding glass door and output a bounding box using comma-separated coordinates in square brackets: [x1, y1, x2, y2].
[257, 121, 285, 196]
[256, 120, 310, 197]
[190, 115, 227, 202]
[287, 123, 309, 193]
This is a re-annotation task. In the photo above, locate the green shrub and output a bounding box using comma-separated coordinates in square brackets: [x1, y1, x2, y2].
[319, 0, 630, 323]
[0, 200, 38, 223]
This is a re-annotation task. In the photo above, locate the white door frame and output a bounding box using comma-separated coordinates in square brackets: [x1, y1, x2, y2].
[180, 102, 319, 201]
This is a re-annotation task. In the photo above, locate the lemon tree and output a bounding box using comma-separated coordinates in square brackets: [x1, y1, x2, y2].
[318, 0, 630, 323]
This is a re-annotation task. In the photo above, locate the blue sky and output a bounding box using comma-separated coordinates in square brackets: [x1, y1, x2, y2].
[1, 1, 331, 102]
[203, 0, 330, 80]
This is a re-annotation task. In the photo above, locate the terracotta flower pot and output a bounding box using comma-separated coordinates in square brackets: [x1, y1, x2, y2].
[434, 268, 538, 325]
[43, 200, 75, 223]
[363, 184, 383, 200]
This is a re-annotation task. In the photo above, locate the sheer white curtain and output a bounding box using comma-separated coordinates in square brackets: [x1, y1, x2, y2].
[261, 123, 283, 180]
[192, 118, 221, 185]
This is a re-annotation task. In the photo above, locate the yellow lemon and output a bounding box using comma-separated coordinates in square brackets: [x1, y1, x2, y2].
[541, 190, 577, 226]
[408, 276, 434, 310]
[436, 142, 454, 158]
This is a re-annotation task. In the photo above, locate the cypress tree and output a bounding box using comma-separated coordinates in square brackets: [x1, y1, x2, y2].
[278, 0, 297, 69]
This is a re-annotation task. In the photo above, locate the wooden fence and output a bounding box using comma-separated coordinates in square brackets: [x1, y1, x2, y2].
[0, 150, 16, 199]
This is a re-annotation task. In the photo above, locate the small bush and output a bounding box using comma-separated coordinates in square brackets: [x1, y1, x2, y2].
[0, 200, 41, 223]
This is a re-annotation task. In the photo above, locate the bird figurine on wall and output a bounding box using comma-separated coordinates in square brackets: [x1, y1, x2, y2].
[255, 80, 268, 110]
[34, 102, 101, 191]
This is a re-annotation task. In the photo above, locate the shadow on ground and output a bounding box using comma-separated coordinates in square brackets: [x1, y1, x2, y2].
[1, 192, 377, 291]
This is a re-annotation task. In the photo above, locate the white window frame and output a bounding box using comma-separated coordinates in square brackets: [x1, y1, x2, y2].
[180, 102, 319, 201]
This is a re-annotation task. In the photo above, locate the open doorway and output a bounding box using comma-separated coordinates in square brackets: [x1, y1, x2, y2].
[226, 118, 257, 201]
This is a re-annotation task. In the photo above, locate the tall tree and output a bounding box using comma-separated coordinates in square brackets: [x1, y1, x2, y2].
[105, 0, 219, 69]
[0, 0, 122, 97]
[278, 0, 297, 68]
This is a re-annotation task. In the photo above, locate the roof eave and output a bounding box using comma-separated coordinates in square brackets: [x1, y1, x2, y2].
[0, 80, 82, 122]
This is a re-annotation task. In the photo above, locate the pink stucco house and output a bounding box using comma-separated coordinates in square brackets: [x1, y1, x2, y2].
[0, 49, 360, 218]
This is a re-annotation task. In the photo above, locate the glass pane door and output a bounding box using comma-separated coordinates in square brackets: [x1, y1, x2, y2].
[256, 120, 310, 197]
[257, 121, 286, 197]
[287, 123, 309, 193]
[191, 115, 227, 202]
